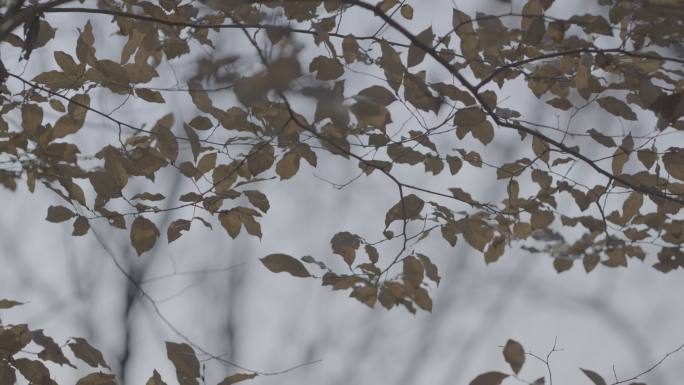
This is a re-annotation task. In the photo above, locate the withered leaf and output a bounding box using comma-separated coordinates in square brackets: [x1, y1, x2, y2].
[342, 35, 359, 63]
[580, 369, 607, 385]
[407, 26, 433, 67]
[468, 371, 508, 385]
[385, 194, 425, 227]
[54, 94, 91, 139]
[663, 150, 684, 181]
[554, 258, 573, 273]
[587, 128, 616, 147]
[260, 253, 311, 278]
[152, 114, 178, 162]
[166, 342, 200, 385]
[217, 373, 258, 385]
[136, 88, 165, 103]
[219, 210, 241, 238]
[418, 254, 440, 285]
[0, 362, 15, 385]
[400, 4, 414, 19]
[132, 193, 165, 201]
[484, 236, 506, 264]
[13, 358, 52, 385]
[597, 96, 637, 121]
[46, 205, 76, 223]
[130, 216, 160, 256]
[146, 370, 167, 385]
[0, 299, 23, 309]
[502, 339, 525, 374]
[331, 232, 361, 266]
[402, 255, 423, 288]
[247, 144, 275, 176]
[69, 337, 111, 369]
[244, 190, 269, 213]
[413, 287, 432, 311]
[196, 152, 217, 177]
[72, 216, 90, 236]
[76, 373, 116, 385]
[546, 97, 573, 110]
[189, 116, 213, 131]
[309, 56, 344, 80]
[356, 85, 396, 106]
[167, 219, 191, 243]
[462, 218, 493, 252]
[380, 40, 404, 92]
[275, 151, 300, 179]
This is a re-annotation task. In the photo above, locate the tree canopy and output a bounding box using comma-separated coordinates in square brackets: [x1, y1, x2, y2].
[1, 0, 683, 384]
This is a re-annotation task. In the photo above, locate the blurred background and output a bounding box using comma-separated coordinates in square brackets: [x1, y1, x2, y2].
[2, 0, 684, 384]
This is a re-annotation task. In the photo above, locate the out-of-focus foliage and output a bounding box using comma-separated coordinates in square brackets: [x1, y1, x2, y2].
[0, 0, 683, 382]
[3, 300, 663, 385]
[0, 300, 257, 385]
